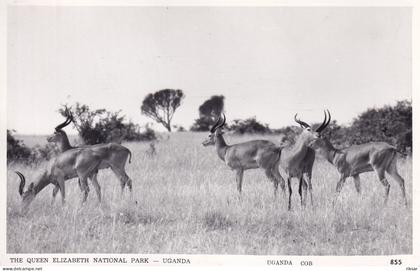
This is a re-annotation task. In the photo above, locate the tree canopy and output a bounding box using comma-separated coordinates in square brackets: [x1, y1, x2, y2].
[191, 95, 225, 131]
[141, 89, 185, 132]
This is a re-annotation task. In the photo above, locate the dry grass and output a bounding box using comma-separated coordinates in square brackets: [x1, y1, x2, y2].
[7, 132, 412, 254]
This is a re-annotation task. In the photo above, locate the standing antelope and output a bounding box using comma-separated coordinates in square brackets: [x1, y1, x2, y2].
[202, 114, 286, 197]
[46, 113, 133, 202]
[280, 110, 330, 210]
[309, 110, 407, 206]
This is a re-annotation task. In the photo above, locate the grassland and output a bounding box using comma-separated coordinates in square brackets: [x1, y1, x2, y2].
[6, 132, 412, 254]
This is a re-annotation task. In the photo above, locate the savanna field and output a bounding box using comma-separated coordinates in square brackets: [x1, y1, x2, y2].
[7, 132, 412, 255]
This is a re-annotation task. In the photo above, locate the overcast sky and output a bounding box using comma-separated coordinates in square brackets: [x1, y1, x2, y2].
[7, 6, 411, 134]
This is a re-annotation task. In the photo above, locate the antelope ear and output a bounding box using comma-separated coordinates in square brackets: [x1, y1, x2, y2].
[28, 183, 35, 192]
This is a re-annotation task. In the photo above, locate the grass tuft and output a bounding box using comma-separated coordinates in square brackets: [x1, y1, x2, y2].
[203, 211, 234, 231]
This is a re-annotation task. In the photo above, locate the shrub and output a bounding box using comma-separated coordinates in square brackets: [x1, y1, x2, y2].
[229, 117, 272, 134]
[7, 130, 59, 165]
[190, 117, 216, 132]
[348, 100, 411, 153]
[173, 125, 186, 132]
[60, 103, 156, 144]
[28, 144, 59, 164]
[7, 130, 31, 163]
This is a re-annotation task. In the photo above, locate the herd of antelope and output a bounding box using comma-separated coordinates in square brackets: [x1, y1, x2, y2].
[14, 110, 408, 212]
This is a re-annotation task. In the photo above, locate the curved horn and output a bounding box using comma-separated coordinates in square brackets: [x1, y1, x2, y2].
[55, 112, 73, 131]
[294, 113, 310, 128]
[210, 115, 223, 133]
[315, 110, 331, 132]
[220, 113, 226, 128]
[315, 110, 327, 132]
[325, 109, 331, 128]
[15, 171, 26, 196]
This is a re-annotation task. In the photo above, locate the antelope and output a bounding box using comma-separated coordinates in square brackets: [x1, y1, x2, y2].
[280, 110, 330, 210]
[309, 111, 407, 206]
[15, 147, 105, 211]
[46, 113, 133, 202]
[202, 114, 286, 197]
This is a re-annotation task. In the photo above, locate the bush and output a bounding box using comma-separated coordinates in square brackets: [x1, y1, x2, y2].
[190, 117, 216, 132]
[7, 130, 31, 163]
[28, 144, 59, 164]
[229, 117, 272, 134]
[173, 125, 186, 132]
[60, 103, 156, 144]
[7, 130, 59, 165]
[348, 100, 411, 153]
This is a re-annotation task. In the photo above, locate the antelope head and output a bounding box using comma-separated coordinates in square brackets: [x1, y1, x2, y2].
[15, 171, 36, 210]
[202, 114, 226, 146]
[47, 113, 73, 144]
[309, 133, 337, 159]
[295, 110, 331, 147]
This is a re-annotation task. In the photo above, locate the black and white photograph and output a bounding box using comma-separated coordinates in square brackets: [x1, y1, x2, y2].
[1, 1, 419, 269]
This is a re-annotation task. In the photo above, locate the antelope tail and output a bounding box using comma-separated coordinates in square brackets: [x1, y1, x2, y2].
[384, 148, 399, 170]
[277, 147, 283, 159]
[128, 150, 132, 163]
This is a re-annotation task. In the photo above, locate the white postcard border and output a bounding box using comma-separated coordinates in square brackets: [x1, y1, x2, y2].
[0, 0, 419, 269]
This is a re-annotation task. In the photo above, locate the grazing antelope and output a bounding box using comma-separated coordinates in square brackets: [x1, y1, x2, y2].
[15, 147, 104, 211]
[46, 113, 133, 202]
[280, 110, 330, 210]
[202, 114, 286, 196]
[309, 111, 407, 206]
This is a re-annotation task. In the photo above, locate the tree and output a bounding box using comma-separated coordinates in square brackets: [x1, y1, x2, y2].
[140, 89, 185, 132]
[191, 95, 225, 131]
[198, 95, 225, 118]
